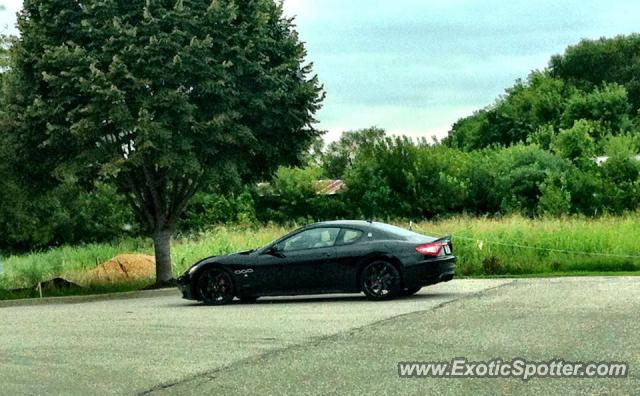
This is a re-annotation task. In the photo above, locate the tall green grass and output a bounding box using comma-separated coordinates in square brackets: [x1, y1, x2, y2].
[1, 215, 639, 296]
[0, 224, 289, 291]
[413, 214, 640, 275]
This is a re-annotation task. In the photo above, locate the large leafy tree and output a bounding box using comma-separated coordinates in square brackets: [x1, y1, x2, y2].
[445, 72, 569, 150]
[445, 35, 640, 151]
[321, 127, 386, 178]
[550, 34, 640, 110]
[3, 0, 323, 284]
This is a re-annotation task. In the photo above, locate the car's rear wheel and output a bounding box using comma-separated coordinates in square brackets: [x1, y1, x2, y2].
[361, 260, 401, 300]
[400, 286, 422, 297]
[197, 268, 234, 305]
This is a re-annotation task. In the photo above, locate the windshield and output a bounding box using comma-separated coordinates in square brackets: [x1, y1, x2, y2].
[257, 227, 305, 253]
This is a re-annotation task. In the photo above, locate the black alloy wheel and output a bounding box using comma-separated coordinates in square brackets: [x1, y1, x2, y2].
[361, 260, 401, 300]
[197, 268, 235, 305]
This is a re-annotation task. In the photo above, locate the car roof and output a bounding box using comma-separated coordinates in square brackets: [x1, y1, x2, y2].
[308, 220, 385, 230]
[307, 221, 435, 240]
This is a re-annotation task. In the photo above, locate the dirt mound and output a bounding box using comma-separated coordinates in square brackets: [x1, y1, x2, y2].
[85, 254, 156, 284]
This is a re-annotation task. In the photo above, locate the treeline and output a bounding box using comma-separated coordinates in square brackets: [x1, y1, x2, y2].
[261, 128, 640, 220]
[2, 34, 640, 253]
[445, 34, 640, 151]
[6, 123, 638, 254]
[169, 35, 640, 226]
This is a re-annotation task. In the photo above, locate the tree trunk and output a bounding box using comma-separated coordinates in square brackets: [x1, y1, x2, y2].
[153, 229, 174, 286]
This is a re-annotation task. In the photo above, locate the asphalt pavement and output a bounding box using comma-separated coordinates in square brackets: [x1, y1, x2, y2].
[1, 277, 638, 395]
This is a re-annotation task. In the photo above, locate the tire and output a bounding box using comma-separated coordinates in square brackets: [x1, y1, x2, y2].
[361, 260, 402, 300]
[196, 268, 235, 305]
[400, 286, 422, 297]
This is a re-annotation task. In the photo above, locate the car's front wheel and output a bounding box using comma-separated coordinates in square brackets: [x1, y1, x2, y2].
[197, 268, 234, 305]
[361, 260, 402, 300]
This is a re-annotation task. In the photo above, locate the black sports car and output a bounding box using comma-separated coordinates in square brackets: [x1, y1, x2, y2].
[177, 220, 455, 305]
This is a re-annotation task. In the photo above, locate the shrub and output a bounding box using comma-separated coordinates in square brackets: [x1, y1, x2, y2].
[482, 256, 505, 275]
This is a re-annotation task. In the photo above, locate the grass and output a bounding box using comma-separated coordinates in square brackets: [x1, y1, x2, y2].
[1, 214, 639, 300]
[0, 224, 290, 300]
[412, 213, 640, 276]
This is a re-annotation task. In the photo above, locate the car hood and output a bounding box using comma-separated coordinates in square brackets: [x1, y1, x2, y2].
[185, 249, 255, 275]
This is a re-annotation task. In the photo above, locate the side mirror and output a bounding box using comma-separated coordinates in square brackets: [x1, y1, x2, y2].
[266, 245, 285, 258]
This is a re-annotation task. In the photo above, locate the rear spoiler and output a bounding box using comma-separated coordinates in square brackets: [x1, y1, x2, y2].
[433, 235, 452, 243]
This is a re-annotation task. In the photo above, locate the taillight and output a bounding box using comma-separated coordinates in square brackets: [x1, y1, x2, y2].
[416, 242, 445, 256]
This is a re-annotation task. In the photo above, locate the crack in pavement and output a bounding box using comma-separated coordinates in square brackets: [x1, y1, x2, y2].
[138, 280, 518, 395]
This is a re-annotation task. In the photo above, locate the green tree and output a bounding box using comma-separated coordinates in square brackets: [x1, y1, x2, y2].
[493, 145, 571, 216]
[180, 190, 256, 232]
[344, 137, 469, 219]
[599, 135, 640, 213]
[526, 124, 556, 150]
[447, 35, 640, 151]
[322, 127, 386, 178]
[560, 83, 632, 136]
[267, 166, 322, 222]
[3, 0, 323, 284]
[538, 174, 571, 216]
[550, 120, 597, 166]
[550, 34, 640, 110]
[445, 72, 568, 150]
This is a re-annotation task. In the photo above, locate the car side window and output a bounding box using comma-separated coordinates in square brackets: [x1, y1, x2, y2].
[339, 229, 364, 245]
[279, 228, 340, 252]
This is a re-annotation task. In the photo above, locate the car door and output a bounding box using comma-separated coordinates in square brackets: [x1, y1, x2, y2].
[331, 228, 370, 290]
[255, 227, 340, 293]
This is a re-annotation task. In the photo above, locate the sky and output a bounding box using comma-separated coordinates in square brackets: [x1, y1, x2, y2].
[2, 1, 640, 142]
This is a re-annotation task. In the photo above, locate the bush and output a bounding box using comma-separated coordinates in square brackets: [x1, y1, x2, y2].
[492, 145, 572, 216]
[538, 175, 572, 216]
[344, 137, 470, 219]
[551, 119, 597, 165]
[253, 166, 350, 224]
[482, 256, 505, 275]
[0, 181, 136, 254]
[180, 190, 257, 232]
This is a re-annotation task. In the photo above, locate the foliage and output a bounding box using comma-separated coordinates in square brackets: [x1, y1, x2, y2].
[445, 72, 570, 150]
[2, 0, 323, 282]
[560, 83, 632, 135]
[491, 145, 571, 216]
[179, 190, 256, 232]
[550, 120, 597, 165]
[254, 166, 347, 223]
[446, 35, 640, 151]
[321, 127, 386, 178]
[549, 34, 640, 109]
[3, 215, 640, 296]
[599, 139, 640, 213]
[342, 136, 470, 219]
[246, 128, 639, 222]
[0, 178, 135, 254]
[538, 175, 572, 217]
